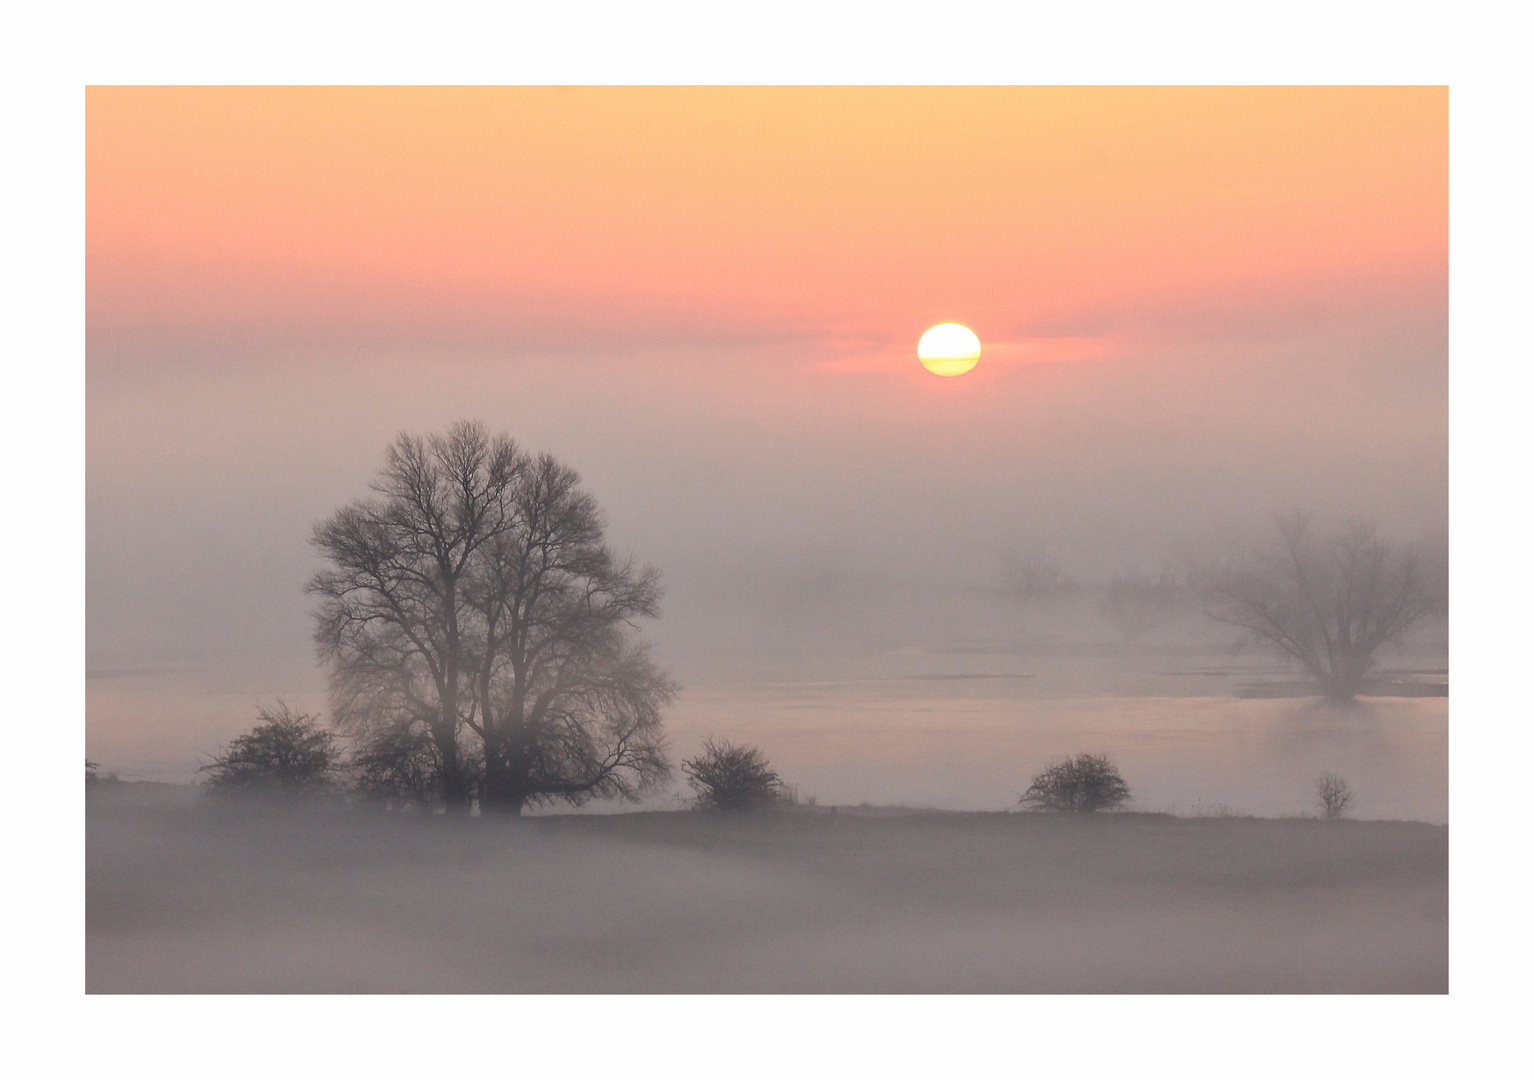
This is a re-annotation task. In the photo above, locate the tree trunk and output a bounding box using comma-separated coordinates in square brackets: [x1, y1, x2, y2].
[478, 783, 526, 816]
[1322, 653, 1371, 703]
[477, 762, 527, 816]
[1322, 671, 1362, 703]
[433, 725, 472, 816]
[478, 713, 531, 817]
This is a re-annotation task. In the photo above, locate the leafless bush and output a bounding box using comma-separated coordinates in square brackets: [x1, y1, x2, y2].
[682, 738, 788, 813]
[1316, 773, 1354, 820]
[1021, 753, 1131, 813]
[350, 722, 449, 812]
[200, 703, 342, 796]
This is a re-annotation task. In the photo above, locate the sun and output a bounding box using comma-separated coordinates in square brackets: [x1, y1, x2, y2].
[917, 323, 981, 376]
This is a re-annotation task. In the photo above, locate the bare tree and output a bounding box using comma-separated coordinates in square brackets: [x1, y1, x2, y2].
[1197, 512, 1439, 702]
[311, 421, 674, 817]
[311, 421, 525, 814]
[682, 738, 788, 812]
[200, 704, 342, 795]
[1020, 753, 1131, 813]
[999, 550, 1080, 601]
[1316, 773, 1354, 820]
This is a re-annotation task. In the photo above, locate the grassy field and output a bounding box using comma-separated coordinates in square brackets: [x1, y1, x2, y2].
[87, 783, 1446, 993]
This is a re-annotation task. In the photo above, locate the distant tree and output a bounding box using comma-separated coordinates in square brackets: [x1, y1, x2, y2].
[1316, 773, 1354, 820]
[1021, 753, 1131, 813]
[310, 420, 674, 817]
[999, 551, 1080, 601]
[85, 758, 100, 785]
[200, 704, 342, 795]
[1197, 512, 1440, 702]
[1098, 570, 1186, 643]
[682, 738, 788, 812]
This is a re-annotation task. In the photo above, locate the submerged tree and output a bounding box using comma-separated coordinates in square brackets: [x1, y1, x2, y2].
[310, 421, 673, 817]
[682, 738, 789, 812]
[200, 704, 342, 795]
[1020, 753, 1131, 813]
[1197, 513, 1440, 702]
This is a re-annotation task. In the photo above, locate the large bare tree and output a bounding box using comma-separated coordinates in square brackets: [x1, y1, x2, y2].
[310, 421, 673, 815]
[464, 452, 673, 813]
[1198, 512, 1440, 701]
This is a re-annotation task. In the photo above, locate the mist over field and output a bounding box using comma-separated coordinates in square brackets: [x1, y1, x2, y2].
[89, 785, 1446, 994]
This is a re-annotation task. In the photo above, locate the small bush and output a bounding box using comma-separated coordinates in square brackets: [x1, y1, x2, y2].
[1020, 753, 1131, 813]
[201, 703, 341, 796]
[351, 723, 445, 811]
[682, 738, 788, 813]
[1316, 772, 1354, 820]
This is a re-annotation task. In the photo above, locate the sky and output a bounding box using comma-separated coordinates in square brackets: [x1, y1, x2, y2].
[86, 86, 1447, 775]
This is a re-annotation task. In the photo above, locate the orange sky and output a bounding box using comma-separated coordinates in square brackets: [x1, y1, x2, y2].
[87, 86, 1446, 357]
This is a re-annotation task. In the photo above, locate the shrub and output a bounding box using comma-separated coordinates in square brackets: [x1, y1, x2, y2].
[1316, 772, 1354, 820]
[1020, 753, 1131, 813]
[350, 723, 447, 812]
[682, 738, 788, 813]
[201, 703, 341, 796]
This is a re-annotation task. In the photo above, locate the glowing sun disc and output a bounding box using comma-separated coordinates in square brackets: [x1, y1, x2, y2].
[917, 323, 982, 376]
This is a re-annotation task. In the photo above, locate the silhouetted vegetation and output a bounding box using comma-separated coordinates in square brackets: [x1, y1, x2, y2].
[200, 704, 342, 796]
[1020, 753, 1131, 813]
[682, 738, 788, 812]
[1197, 512, 1439, 701]
[309, 420, 674, 817]
[1316, 773, 1355, 820]
[350, 723, 452, 812]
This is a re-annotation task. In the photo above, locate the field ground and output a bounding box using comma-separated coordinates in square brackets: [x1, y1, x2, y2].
[87, 783, 1446, 993]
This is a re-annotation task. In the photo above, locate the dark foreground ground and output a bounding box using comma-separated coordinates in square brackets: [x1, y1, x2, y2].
[87, 783, 1447, 993]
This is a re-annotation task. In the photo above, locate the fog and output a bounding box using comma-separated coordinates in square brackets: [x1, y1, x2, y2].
[86, 287, 1446, 797]
[84, 86, 1447, 995]
[88, 785, 1446, 993]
